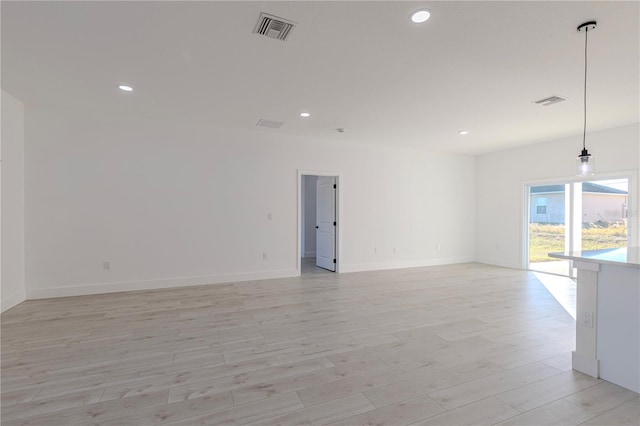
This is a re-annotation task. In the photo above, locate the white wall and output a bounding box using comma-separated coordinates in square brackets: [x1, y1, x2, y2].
[476, 123, 640, 269]
[24, 107, 476, 298]
[302, 175, 317, 257]
[1, 90, 26, 311]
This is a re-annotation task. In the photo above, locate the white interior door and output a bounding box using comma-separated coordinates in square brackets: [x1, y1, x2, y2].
[316, 177, 336, 271]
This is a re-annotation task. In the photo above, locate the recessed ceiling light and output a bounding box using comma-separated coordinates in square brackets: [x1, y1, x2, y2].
[410, 9, 431, 24]
[299, 112, 310, 118]
[458, 130, 469, 135]
[118, 85, 133, 92]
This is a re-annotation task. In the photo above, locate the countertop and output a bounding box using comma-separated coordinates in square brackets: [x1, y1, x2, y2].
[549, 246, 640, 269]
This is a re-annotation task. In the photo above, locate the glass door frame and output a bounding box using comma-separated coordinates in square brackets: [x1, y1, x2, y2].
[523, 171, 637, 276]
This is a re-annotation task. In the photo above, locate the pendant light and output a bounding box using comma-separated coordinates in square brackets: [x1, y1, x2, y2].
[576, 21, 597, 176]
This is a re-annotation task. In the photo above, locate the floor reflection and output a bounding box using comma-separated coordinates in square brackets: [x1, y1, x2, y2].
[533, 271, 577, 319]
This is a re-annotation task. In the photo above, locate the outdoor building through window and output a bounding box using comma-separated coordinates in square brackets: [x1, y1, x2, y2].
[528, 178, 630, 277]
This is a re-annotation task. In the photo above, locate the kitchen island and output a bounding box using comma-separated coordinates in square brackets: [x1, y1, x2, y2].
[549, 247, 639, 393]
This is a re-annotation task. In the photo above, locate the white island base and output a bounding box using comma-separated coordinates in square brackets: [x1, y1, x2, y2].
[550, 248, 640, 393]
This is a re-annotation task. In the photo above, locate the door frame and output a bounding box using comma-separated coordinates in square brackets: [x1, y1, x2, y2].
[522, 170, 638, 271]
[297, 169, 342, 275]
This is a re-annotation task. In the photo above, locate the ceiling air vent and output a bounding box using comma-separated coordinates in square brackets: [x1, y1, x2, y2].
[256, 119, 284, 129]
[253, 13, 296, 41]
[534, 95, 567, 106]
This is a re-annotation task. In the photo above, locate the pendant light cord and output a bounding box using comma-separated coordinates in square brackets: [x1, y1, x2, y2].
[582, 26, 589, 151]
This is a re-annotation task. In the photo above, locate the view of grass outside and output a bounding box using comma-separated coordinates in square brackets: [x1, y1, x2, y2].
[529, 178, 629, 266]
[529, 222, 628, 262]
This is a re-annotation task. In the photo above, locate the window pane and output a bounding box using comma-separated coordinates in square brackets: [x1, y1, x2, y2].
[581, 179, 628, 250]
[529, 184, 570, 276]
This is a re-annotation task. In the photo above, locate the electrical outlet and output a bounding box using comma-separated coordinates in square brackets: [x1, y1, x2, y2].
[267, 213, 272, 220]
[581, 311, 594, 328]
[103, 261, 111, 270]
[262, 252, 268, 260]
[374, 247, 377, 254]
[436, 244, 441, 251]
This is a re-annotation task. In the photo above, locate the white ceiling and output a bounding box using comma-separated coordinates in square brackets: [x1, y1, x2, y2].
[2, 1, 639, 155]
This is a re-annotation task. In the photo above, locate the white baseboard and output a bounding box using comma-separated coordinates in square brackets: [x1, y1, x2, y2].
[340, 257, 475, 273]
[26, 269, 300, 300]
[1, 288, 26, 312]
[24, 257, 511, 300]
[303, 251, 316, 258]
[572, 351, 599, 378]
[475, 256, 522, 270]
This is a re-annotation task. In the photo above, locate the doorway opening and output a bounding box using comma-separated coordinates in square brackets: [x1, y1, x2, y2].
[298, 171, 340, 275]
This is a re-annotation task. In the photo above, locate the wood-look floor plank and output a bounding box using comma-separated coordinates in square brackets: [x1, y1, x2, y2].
[495, 399, 596, 426]
[409, 396, 520, 426]
[2, 263, 638, 425]
[332, 395, 444, 426]
[578, 397, 640, 426]
[252, 393, 375, 426]
[297, 358, 443, 407]
[0, 388, 105, 422]
[97, 390, 233, 425]
[363, 360, 504, 408]
[564, 381, 640, 416]
[427, 361, 563, 410]
[1, 390, 169, 426]
[167, 392, 304, 425]
[496, 370, 601, 413]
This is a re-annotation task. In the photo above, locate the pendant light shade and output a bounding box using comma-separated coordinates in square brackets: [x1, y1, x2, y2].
[577, 148, 595, 176]
[576, 21, 597, 176]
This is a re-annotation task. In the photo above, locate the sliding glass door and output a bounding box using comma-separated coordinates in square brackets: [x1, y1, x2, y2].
[580, 179, 628, 251]
[528, 184, 572, 276]
[527, 178, 630, 277]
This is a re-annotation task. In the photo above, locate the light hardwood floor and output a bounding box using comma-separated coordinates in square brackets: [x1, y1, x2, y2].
[1, 263, 638, 425]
